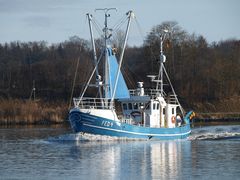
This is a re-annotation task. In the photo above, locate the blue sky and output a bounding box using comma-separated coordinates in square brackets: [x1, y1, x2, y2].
[0, 0, 239, 46]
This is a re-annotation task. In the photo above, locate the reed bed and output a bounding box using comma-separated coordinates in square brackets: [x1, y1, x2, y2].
[193, 96, 240, 119]
[0, 96, 239, 125]
[0, 99, 68, 125]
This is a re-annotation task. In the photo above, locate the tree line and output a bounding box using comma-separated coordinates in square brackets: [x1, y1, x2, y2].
[0, 22, 239, 111]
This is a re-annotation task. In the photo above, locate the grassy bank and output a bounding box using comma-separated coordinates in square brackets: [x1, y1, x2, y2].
[0, 97, 239, 126]
[0, 99, 68, 125]
[193, 96, 240, 119]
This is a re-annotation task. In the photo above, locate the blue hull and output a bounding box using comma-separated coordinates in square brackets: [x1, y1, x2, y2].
[69, 108, 191, 140]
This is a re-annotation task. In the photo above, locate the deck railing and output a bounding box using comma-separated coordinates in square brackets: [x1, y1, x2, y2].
[129, 88, 178, 104]
[73, 89, 178, 109]
[167, 94, 178, 104]
[73, 97, 113, 109]
[129, 89, 164, 97]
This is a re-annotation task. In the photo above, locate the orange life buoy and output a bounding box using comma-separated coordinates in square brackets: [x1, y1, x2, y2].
[171, 116, 176, 123]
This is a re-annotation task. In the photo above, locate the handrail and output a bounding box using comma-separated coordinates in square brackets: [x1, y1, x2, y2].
[74, 97, 113, 109]
[129, 89, 162, 97]
[129, 88, 178, 104]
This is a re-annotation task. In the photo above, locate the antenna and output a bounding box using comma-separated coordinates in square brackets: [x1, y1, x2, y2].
[95, 8, 117, 43]
[95, 8, 117, 13]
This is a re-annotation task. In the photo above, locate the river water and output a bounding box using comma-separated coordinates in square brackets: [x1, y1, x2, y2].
[0, 125, 240, 180]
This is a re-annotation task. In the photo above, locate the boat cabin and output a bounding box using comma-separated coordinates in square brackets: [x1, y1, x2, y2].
[119, 82, 179, 128]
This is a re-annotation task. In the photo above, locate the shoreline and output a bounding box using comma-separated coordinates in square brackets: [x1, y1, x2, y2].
[0, 119, 69, 126]
[1, 99, 240, 126]
[1, 117, 240, 127]
[191, 118, 240, 128]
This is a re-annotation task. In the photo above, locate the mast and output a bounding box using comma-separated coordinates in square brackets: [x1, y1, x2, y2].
[156, 30, 185, 115]
[156, 30, 168, 95]
[95, 8, 117, 107]
[86, 13, 103, 100]
[110, 10, 134, 105]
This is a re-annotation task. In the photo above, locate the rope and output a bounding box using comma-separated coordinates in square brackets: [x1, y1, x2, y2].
[112, 15, 126, 30]
[77, 50, 104, 105]
[68, 57, 80, 109]
[112, 16, 128, 33]
[121, 66, 136, 88]
[134, 17, 159, 75]
[91, 17, 104, 37]
[134, 18, 146, 44]
[162, 65, 185, 115]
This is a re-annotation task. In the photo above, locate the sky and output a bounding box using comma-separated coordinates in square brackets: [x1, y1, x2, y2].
[0, 0, 239, 46]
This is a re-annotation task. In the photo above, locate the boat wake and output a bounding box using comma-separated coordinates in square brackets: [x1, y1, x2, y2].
[189, 125, 240, 140]
[47, 133, 146, 142]
[47, 125, 240, 142]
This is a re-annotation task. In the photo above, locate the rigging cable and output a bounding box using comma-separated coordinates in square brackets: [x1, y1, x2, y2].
[112, 15, 128, 33]
[124, 17, 147, 83]
[91, 17, 104, 37]
[78, 49, 105, 104]
[68, 57, 80, 110]
[112, 14, 126, 29]
[121, 66, 136, 88]
[135, 17, 159, 75]
[162, 64, 185, 115]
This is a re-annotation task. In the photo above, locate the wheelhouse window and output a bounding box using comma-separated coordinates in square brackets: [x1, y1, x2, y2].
[128, 103, 132, 110]
[146, 103, 150, 110]
[172, 108, 175, 114]
[133, 103, 138, 110]
[153, 103, 156, 110]
[163, 108, 165, 115]
[156, 103, 159, 110]
[123, 103, 127, 110]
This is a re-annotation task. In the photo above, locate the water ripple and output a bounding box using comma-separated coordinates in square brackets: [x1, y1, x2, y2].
[189, 125, 240, 140]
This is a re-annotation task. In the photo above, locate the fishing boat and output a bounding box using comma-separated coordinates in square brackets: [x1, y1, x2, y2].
[69, 9, 195, 140]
